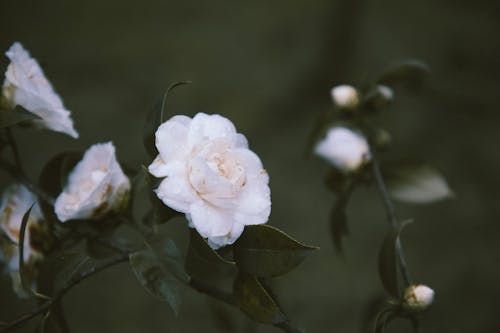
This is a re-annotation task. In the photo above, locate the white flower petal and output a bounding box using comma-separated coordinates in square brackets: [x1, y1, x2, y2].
[187, 113, 238, 148]
[155, 115, 191, 162]
[189, 201, 233, 238]
[2, 42, 78, 138]
[207, 222, 245, 249]
[155, 161, 198, 213]
[54, 142, 130, 221]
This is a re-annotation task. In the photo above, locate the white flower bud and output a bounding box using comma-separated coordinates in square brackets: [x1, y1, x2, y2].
[330, 85, 359, 109]
[403, 284, 435, 312]
[314, 126, 371, 173]
[148, 113, 271, 249]
[54, 142, 130, 222]
[377, 84, 394, 101]
[2, 42, 78, 138]
[0, 184, 45, 298]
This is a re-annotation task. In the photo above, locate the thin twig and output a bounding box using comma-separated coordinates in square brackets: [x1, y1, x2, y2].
[0, 254, 128, 332]
[371, 152, 412, 287]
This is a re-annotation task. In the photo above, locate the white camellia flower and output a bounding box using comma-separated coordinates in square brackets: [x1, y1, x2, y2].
[148, 113, 271, 249]
[54, 142, 130, 222]
[330, 84, 359, 109]
[2, 42, 78, 138]
[315, 126, 371, 173]
[403, 284, 435, 312]
[0, 184, 45, 298]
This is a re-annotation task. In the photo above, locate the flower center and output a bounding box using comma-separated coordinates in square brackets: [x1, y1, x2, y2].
[187, 139, 247, 204]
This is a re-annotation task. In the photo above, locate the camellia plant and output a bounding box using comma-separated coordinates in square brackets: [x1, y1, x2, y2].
[309, 61, 452, 331]
[0, 42, 450, 333]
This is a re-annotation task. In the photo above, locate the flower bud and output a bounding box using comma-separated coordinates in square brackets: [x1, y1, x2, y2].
[364, 84, 394, 111]
[403, 284, 435, 312]
[330, 85, 359, 109]
[2, 42, 78, 138]
[54, 142, 131, 222]
[0, 184, 47, 298]
[314, 126, 371, 173]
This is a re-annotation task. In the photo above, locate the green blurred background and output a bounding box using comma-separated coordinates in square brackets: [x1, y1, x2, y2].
[1, 0, 499, 332]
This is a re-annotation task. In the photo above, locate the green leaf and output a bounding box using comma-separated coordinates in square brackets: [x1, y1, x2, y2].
[38, 151, 82, 222]
[141, 166, 181, 225]
[233, 225, 318, 278]
[147, 236, 190, 283]
[384, 162, 453, 204]
[378, 229, 400, 298]
[377, 60, 430, 88]
[129, 249, 182, 315]
[18, 204, 42, 299]
[233, 272, 287, 324]
[186, 228, 235, 268]
[0, 105, 41, 129]
[143, 81, 192, 158]
[378, 221, 412, 299]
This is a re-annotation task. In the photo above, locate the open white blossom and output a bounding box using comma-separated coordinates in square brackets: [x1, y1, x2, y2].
[330, 84, 359, 109]
[148, 113, 271, 249]
[0, 184, 45, 297]
[54, 142, 130, 222]
[315, 126, 371, 173]
[403, 284, 435, 312]
[2, 42, 78, 138]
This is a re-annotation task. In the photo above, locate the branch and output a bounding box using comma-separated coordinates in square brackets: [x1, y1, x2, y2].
[0, 254, 128, 332]
[371, 152, 412, 287]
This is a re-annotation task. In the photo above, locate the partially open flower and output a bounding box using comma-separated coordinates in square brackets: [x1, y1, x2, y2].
[2, 42, 78, 138]
[54, 142, 130, 222]
[403, 284, 435, 312]
[0, 184, 46, 298]
[148, 113, 271, 249]
[315, 126, 371, 173]
[330, 85, 359, 109]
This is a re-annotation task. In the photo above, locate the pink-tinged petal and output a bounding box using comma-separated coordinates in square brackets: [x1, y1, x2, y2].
[155, 161, 197, 213]
[207, 222, 245, 249]
[187, 113, 238, 148]
[148, 155, 170, 178]
[155, 115, 191, 162]
[189, 201, 233, 239]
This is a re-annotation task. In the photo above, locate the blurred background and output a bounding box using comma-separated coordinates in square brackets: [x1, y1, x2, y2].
[1, 0, 499, 332]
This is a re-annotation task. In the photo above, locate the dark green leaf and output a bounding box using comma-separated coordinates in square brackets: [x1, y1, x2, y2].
[143, 81, 192, 158]
[141, 166, 181, 225]
[147, 236, 190, 283]
[38, 151, 82, 223]
[129, 249, 182, 315]
[233, 272, 287, 324]
[374, 309, 397, 333]
[377, 60, 430, 88]
[86, 238, 120, 259]
[0, 105, 41, 129]
[186, 228, 235, 268]
[18, 204, 36, 297]
[384, 162, 453, 204]
[233, 225, 318, 278]
[378, 229, 400, 298]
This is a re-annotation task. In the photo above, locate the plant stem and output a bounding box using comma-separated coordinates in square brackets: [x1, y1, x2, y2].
[0, 254, 128, 332]
[371, 153, 412, 287]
